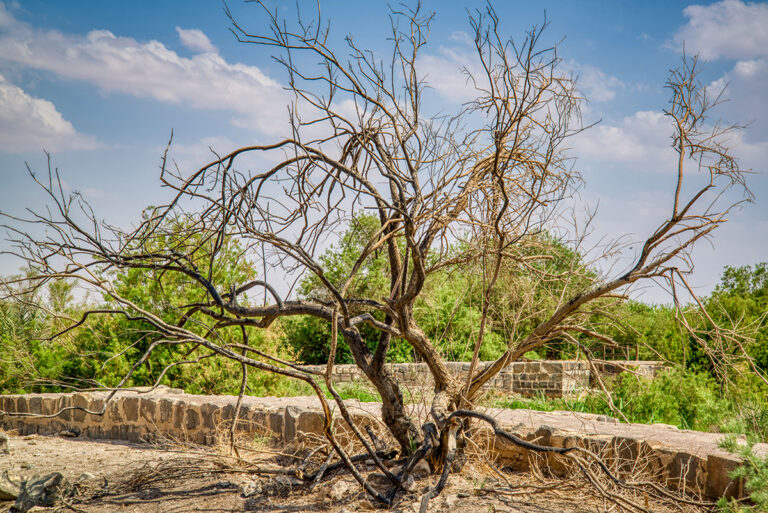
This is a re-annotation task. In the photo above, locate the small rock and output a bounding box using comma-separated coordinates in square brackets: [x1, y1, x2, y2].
[11, 473, 70, 513]
[137, 487, 162, 500]
[456, 492, 470, 498]
[274, 475, 303, 488]
[213, 480, 236, 489]
[240, 481, 261, 498]
[20, 464, 33, 470]
[77, 472, 96, 483]
[244, 498, 264, 511]
[0, 471, 21, 501]
[54, 429, 80, 438]
[0, 433, 9, 455]
[411, 459, 431, 478]
[365, 459, 375, 466]
[327, 479, 351, 501]
[401, 475, 416, 492]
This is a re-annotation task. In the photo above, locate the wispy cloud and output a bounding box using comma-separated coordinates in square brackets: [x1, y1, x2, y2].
[417, 35, 625, 106]
[418, 44, 483, 103]
[566, 60, 625, 103]
[0, 74, 99, 152]
[176, 27, 218, 54]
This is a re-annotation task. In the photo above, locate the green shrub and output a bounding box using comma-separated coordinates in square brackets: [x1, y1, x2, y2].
[489, 368, 735, 432]
[717, 435, 768, 513]
[610, 367, 727, 430]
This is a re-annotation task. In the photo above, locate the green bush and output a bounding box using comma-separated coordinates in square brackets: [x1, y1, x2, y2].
[718, 436, 768, 513]
[490, 368, 734, 432]
[610, 367, 727, 430]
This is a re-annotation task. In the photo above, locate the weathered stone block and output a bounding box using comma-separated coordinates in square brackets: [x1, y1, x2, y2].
[123, 397, 139, 423]
[201, 402, 218, 430]
[15, 397, 28, 414]
[706, 453, 744, 499]
[0, 396, 15, 415]
[106, 400, 123, 424]
[269, 411, 284, 436]
[233, 405, 252, 431]
[139, 398, 157, 423]
[669, 451, 706, 492]
[90, 398, 105, 415]
[157, 398, 174, 427]
[57, 394, 72, 413]
[221, 404, 235, 423]
[640, 441, 677, 481]
[28, 397, 42, 415]
[284, 406, 301, 441]
[71, 393, 90, 423]
[185, 407, 200, 431]
[609, 436, 641, 474]
[297, 410, 325, 437]
[41, 397, 58, 416]
[173, 401, 185, 430]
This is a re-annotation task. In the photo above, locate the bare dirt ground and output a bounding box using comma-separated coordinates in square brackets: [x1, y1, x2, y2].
[0, 431, 704, 513]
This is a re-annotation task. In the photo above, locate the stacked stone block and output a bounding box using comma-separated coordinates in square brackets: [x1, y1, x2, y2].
[302, 360, 594, 397]
[1, 386, 763, 501]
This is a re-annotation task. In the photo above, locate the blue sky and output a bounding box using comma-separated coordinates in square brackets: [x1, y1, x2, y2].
[0, 0, 766, 303]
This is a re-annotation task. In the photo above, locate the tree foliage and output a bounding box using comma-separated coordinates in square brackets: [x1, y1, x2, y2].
[707, 263, 768, 373]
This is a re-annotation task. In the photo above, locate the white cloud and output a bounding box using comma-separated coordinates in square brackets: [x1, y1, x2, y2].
[0, 75, 99, 152]
[709, 58, 768, 141]
[673, 0, 768, 60]
[176, 27, 217, 54]
[448, 30, 474, 46]
[163, 135, 240, 170]
[0, 9, 288, 134]
[418, 45, 482, 103]
[567, 60, 625, 103]
[160, 134, 283, 177]
[669, 1, 768, 164]
[418, 42, 624, 106]
[572, 110, 676, 171]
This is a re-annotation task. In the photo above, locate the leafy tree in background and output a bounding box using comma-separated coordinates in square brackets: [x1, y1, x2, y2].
[98, 214, 258, 391]
[0, 215, 293, 395]
[284, 214, 599, 364]
[707, 263, 768, 373]
[282, 215, 412, 364]
[594, 301, 685, 362]
[0, 277, 80, 392]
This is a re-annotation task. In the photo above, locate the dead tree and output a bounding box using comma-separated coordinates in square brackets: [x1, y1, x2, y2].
[1, 2, 759, 508]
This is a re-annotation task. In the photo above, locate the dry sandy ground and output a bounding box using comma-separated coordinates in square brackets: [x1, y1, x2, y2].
[0, 431, 697, 513]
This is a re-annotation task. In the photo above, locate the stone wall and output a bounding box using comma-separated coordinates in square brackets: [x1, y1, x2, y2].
[590, 360, 666, 386]
[2, 386, 763, 501]
[301, 360, 662, 397]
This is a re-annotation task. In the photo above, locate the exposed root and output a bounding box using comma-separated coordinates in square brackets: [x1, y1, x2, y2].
[410, 409, 717, 513]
